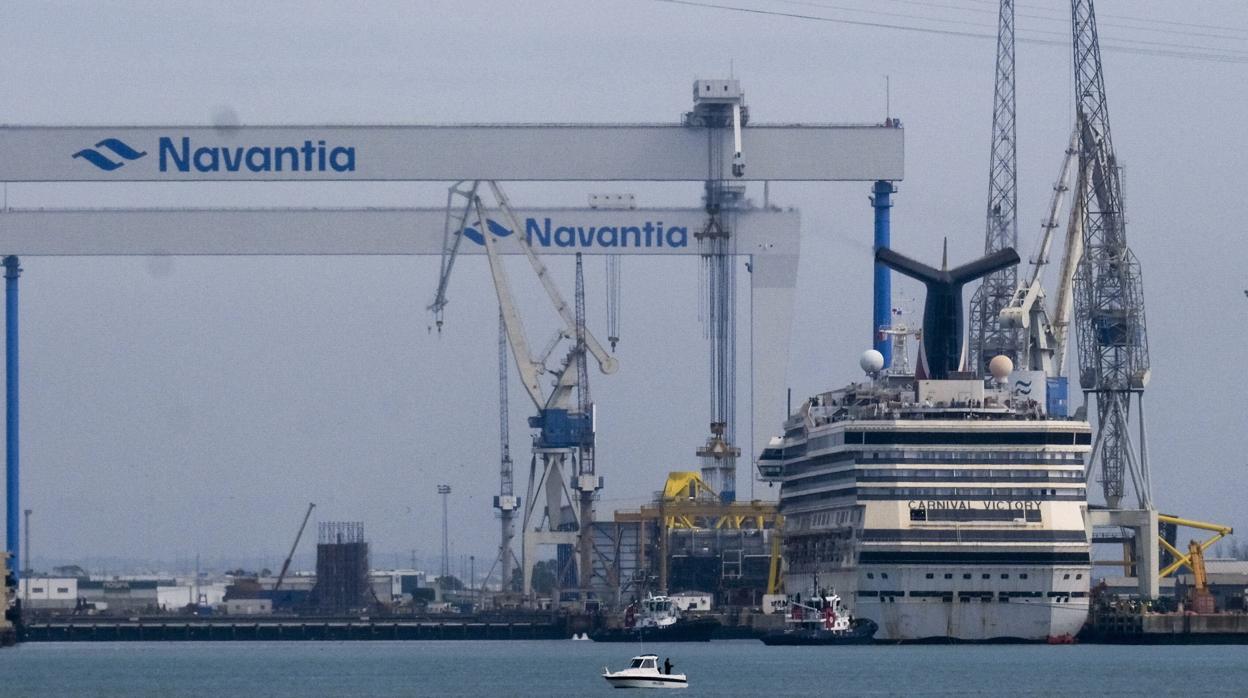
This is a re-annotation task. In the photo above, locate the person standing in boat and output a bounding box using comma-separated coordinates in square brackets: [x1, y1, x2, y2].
[664, 658, 673, 675]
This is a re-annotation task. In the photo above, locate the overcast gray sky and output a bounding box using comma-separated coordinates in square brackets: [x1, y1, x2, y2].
[1, 0, 1246, 574]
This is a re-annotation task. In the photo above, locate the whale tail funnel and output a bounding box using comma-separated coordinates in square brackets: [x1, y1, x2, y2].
[875, 246, 1020, 379]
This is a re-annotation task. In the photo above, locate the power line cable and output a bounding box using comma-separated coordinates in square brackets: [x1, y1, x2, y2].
[774, 0, 1248, 55]
[948, 0, 1248, 37]
[651, 0, 1248, 64]
[875, 0, 1248, 41]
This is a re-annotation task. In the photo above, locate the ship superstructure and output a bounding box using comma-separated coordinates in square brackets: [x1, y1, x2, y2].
[759, 242, 1092, 642]
[759, 370, 1090, 641]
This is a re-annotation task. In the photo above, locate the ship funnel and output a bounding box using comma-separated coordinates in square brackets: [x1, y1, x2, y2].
[874, 246, 1020, 380]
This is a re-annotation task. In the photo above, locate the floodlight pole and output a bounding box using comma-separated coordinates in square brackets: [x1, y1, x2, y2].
[4, 256, 19, 584]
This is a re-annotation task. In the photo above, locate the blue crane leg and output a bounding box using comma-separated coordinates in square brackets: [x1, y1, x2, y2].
[872, 181, 895, 367]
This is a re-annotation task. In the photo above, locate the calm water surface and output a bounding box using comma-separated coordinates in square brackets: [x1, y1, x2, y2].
[2, 640, 1246, 696]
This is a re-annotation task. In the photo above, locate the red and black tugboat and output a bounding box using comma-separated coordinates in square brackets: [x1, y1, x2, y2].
[760, 590, 877, 646]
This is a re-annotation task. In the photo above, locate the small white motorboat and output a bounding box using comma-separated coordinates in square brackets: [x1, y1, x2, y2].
[602, 654, 688, 689]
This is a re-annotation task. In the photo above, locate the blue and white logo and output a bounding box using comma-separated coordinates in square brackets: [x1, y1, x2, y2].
[71, 136, 357, 174]
[463, 219, 515, 246]
[72, 139, 147, 171]
[465, 217, 688, 250]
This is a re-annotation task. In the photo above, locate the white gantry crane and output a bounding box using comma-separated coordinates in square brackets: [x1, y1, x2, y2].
[429, 180, 617, 600]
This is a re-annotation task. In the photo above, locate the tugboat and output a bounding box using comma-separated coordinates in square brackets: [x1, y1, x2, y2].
[590, 594, 719, 642]
[602, 654, 688, 689]
[760, 590, 877, 646]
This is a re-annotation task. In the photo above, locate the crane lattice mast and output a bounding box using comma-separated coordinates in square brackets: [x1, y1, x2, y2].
[968, 0, 1023, 374]
[573, 253, 597, 594]
[1071, 0, 1152, 509]
[495, 310, 517, 592]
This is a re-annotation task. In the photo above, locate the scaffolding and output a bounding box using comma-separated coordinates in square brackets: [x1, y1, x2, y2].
[313, 521, 369, 613]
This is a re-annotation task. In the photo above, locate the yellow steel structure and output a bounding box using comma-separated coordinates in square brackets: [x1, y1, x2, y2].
[1188, 541, 1209, 591]
[766, 527, 783, 595]
[1184, 540, 1216, 613]
[1157, 514, 1233, 578]
[655, 472, 779, 531]
[615, 472, 781, 592]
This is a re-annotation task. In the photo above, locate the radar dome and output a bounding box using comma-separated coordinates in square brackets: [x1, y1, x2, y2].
[988, 355, 1014, 382]
[860, 349, 885, 374]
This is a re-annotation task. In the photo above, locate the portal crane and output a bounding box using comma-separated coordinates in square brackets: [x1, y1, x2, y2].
[429, 180, 616, 599]
[968, 0, 1023, 374]
[1071, 0, 1152, 510]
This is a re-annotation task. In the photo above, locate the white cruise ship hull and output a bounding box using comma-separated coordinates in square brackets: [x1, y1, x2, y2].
[789, 567, 1089, 642]
[862, 597, 1088, 642]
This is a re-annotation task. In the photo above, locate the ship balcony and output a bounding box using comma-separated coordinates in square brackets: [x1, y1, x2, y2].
[757, 462, 784, 481]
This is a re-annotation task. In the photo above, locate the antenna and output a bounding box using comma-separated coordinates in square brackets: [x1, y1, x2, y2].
[885, 75, 891, 119]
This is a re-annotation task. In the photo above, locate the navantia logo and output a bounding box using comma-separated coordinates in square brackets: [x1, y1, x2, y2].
[463, 219, 514, 246]
[465, 217, 688, 249]
[72, 136, 357, 173]
[72, 139, 148, 171]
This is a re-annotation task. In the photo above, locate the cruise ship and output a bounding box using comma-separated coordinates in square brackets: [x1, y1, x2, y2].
[757, 246, 1092, 642]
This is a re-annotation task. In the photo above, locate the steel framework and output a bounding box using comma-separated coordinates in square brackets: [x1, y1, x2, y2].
[968, 0, 1023, 375]
[573, 253, 596, 594]
[494, 312, 518, 592]
[313, 521, 369, 612]
[1071, 0, 1152, 510]
[687, 81, 746, 503]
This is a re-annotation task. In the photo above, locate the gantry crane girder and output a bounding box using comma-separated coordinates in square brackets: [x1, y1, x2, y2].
[0, 125, 902, 182]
